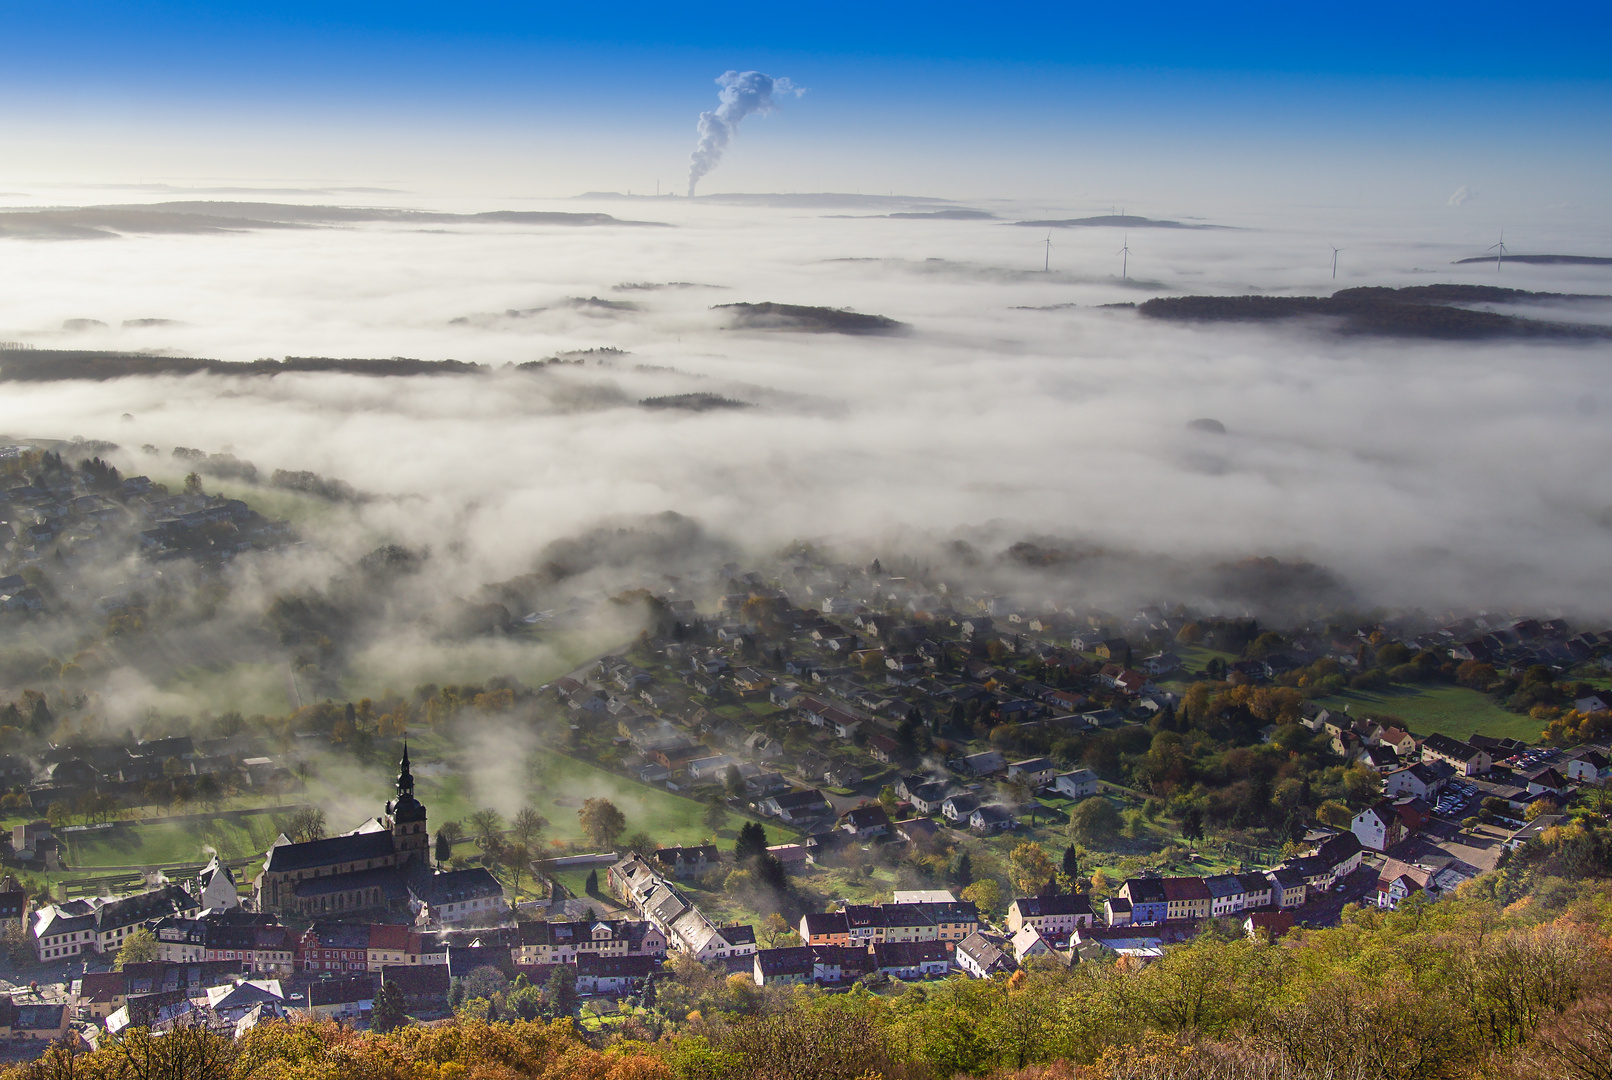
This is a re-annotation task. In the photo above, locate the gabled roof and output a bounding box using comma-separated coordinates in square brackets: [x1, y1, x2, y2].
[1011, 893, 1093, 918]
[410, 868, 503, 906]
[956, 930, 1015, 973]
[263, 831, 397, 873]
[1161, 877, 1212, 902]
[802, 911, 849, 935]
[755, 945, 814, 976]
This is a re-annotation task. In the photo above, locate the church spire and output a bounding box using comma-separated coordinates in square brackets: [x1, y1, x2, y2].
[396, 740, 414, 797]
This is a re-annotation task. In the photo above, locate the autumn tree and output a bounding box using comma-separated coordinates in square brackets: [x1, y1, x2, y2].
[1067, 796, 1122, 846]
[114, 927, 159, 969]
[511, 806, 548, 847]
[468, 808, 504, 852]
[285, 805, 326, 843]
[961, 879, 1004, 920]
[702, 798, 728, 837]
[1009, 841, 1056, 896]
[578, 798, 627, 850]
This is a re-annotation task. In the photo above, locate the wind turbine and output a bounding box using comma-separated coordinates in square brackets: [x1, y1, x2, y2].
[1488, 229, 1508, 272]
[1330, 245, 1341, 280]
[1118, 234, 1131, 280]
[1041, 231, 1053, 272]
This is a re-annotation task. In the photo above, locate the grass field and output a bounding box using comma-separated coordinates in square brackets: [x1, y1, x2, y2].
[1315, 683, 1540, 742]
[60, 812, 289, 869]
[163, 661, 291, 716]
[394, 732, 790, 853]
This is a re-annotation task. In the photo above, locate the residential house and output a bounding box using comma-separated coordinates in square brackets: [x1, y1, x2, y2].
[1006, 893, 1095, 937]
[1162, 877, 1212, 921]
[954, 931, 1017, 978]
[1266, 867, 1308, 909]
[653, 845, 719, 879]
[941, 794, 980, 822]
[761, 789, 831, 824]
[960, 751, 1007, 776]
[1311, 831, 1365, 880]
[1006, 758, 1058, 787]
[1420, 733, 1492, 776]
[1140, 652, 1182, 676]
[871, 940, 950, 979]
[575, 953, 659, 995]
[11, 1003, 68, 1042]
[970, 805, 1017, 832]
[1244, 911, 1295, 943]
[1104, 897, 1133, 926]
[1352, 802, 1406, 853]
[305, 974, 377, 1021]
[1118, 878, 1169, 924]
[840, 805, 893, 840]
[1053, 770, 1099, 800]
[1378, 727, 1418, 758]
[1010, 924, 1053, 962]
[1564, 746, 1611, 783]
[753, 945, 815, 986]
[907, 783, 952, 816]
[799, 911, 851, 947]
[73, 972, 129, 1020]
[1203, 875, 1247, 917]
[1359, 744, 1400, 773]
[1384, 762, 1454, 800]
[1236, 873, 1274, 910]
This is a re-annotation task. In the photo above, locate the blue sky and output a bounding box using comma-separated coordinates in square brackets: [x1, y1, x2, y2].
[2, 1, 1608, 204]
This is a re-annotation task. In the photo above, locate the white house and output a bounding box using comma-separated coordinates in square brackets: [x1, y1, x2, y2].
[1053, 770, 1099, 800]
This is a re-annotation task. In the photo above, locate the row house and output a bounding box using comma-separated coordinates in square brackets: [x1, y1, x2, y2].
[32, 885, 200, 963]
[1421, 733, 1492, 776]
[798, 901, 980, 950]
[514, 919, 667, 965]
[1005, 893, 1096, 938]
[753, 943, 875, 986]
[298, 924, 372, 973]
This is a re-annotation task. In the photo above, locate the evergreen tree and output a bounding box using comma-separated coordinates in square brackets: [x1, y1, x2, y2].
[1062, 844, 1080, 880]
[28, 698, 51, 736]
[545, 966, 579, 1017]
[953, 851, 974, 888]
[585, 869, 599, 894]
[436, 830, 453, 865]
[372, 981, 408, 1033]
[734, 821, 769, 861]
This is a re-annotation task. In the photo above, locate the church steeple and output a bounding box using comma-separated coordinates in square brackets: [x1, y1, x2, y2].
[385, 738, 428, 862]
[396, 742, 414, 798]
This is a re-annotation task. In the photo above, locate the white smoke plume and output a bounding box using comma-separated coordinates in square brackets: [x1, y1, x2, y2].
[687, 70, 802, 196]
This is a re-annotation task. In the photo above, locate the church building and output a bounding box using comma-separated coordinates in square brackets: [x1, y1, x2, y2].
[254, 745, 446, 917]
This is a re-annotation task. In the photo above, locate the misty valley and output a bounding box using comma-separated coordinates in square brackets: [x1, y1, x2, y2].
[0, 191, 1611, 1077]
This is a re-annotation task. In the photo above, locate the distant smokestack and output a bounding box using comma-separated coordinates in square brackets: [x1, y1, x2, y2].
[687, 70, 803, 197]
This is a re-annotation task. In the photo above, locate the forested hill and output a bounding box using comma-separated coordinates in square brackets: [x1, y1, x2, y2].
[0, 350, 488, 381]
[1139, 286, 1612, 340]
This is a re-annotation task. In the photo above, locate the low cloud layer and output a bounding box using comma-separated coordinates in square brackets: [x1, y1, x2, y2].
[3, 192, 1612, 637]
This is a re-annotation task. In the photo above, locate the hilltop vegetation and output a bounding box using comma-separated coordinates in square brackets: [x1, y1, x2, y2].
[1138, 287, 1612, 340]
[0, 350, 487, 381]
[715, 302, 908, 335]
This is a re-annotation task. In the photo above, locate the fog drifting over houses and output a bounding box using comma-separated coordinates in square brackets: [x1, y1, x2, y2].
[3, 187, 1612, 628]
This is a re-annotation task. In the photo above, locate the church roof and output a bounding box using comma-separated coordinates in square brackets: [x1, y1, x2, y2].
[264, 831, 397, 874]
[292, 866, 411, 900]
